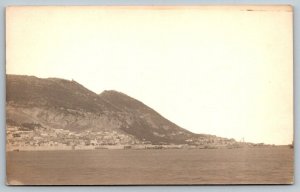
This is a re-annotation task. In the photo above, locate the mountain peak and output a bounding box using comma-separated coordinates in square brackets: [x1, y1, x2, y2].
[6, 74, 110, 112]
[100, 90, 127, 97]
[6, 75, 236, 145]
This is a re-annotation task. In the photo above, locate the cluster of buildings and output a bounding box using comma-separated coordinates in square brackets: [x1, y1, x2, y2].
[7, 123, 256, 151]
[185, 135, 239, 148]
[6, 124, 140, 151]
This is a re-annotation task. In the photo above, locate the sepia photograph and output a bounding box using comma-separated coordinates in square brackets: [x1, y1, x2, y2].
[5, 5, 293, 185]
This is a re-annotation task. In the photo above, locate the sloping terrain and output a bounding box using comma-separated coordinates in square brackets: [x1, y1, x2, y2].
[6, 75, 195, 144]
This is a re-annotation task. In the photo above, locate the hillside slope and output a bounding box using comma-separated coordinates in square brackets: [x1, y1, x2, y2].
[6, 75, 195, 144]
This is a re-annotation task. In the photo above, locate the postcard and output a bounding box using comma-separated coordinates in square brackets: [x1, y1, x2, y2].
[6, 5, 293, 185]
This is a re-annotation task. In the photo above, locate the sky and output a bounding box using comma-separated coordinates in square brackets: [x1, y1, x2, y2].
[6, 6, 293, 145]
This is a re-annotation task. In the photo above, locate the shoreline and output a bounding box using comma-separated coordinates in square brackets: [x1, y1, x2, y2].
[6, 144, 291, 152]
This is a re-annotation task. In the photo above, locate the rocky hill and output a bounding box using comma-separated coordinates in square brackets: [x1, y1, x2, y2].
[6, 74, 232, 145]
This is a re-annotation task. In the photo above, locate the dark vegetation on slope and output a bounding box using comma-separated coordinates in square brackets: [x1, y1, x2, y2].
[6, 75, 202, 144]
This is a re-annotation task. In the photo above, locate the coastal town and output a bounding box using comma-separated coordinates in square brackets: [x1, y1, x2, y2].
[6, 122, 265, 151]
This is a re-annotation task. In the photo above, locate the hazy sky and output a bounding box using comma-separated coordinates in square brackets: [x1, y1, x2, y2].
[6, 6, 293, 145]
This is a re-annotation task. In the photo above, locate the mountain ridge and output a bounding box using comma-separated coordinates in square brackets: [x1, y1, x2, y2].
[6, 74, 235, 146]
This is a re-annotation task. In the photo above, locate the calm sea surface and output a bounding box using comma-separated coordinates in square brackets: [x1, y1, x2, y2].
[6, 147, 294, 185]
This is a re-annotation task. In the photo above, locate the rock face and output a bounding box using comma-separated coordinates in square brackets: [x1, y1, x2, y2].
[6, 75, 195, 144]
